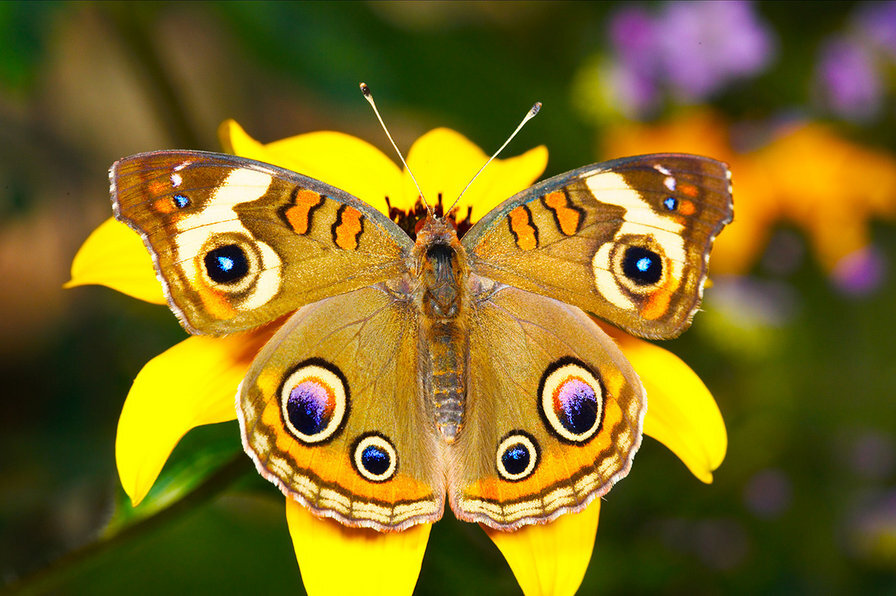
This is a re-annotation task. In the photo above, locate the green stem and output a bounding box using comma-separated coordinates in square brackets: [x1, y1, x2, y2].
[0, 453, 251, 595]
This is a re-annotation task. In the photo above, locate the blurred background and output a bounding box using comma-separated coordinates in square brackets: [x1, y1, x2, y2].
[2, 1, 895, 593]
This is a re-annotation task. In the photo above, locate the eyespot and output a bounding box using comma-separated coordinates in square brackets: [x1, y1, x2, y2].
[496, 431, 539, 481]
[198, 233, 262, 293]
[609, 234, 668, 293]
[279, 359, 349, 444]
[172, 193, 190, 209]
[204, 244, 250, 284]
[538, 358, 604, 444]
[621, 246, 663, 285]
[663, 196, 678, 211]
[352, 433, 398, 483]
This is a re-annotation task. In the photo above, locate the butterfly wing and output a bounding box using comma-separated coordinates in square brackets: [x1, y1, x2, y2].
[237, 283, 445, 531]
[112, 151, 413, 335]
[447, 282, 645, 530]
[462, 154, 733, 339]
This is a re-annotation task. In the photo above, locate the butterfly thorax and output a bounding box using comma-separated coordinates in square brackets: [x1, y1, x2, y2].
[413, 216, 470, 442]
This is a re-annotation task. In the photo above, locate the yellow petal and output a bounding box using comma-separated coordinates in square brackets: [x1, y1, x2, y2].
[484, 500, 600, 596]
[403, 127, 548, 218]
[286, 499, 430, 596]
[117, 329, 273, 505]
[602, 324, 726, 483]
[66, 217, 166, 304]
[218, 119, 398, 215]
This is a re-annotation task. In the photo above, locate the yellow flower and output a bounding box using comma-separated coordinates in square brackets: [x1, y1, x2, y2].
[67, 121, 726, 595]
[602, 109, 896, 279]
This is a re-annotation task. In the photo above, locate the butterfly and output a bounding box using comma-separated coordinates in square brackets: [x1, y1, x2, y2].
[110, 140, 732, 532]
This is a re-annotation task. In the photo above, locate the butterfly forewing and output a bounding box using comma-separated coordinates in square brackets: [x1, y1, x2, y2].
[462, 154, 733, 339]
[111, 151, 413, 335]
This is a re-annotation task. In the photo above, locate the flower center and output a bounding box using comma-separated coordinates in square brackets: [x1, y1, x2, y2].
[385, 196, 473, 239]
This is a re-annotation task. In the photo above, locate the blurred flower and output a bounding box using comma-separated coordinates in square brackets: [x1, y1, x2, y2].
[596, 1, 775, 118]
[815, 37, 883, 121]
[607, 7, 661, 115]
[658, 1, 775, 101]
[814, 1, 896, 121]
[603, 110, 896, 294]
[847, 490, 896, 566]
[68, 121, 726, 595]
[831, 246, 888, 296]
[856, 1, 896, 57]
[743, 468, 792, 519]
[848, 431, 896, 481]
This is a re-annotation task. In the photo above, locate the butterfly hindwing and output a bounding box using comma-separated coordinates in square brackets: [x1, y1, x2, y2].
[447, 282, 645, 529]
[237, 283, 446, 531]
[462, 154, 733, 339]
[112, 151, 413, 335]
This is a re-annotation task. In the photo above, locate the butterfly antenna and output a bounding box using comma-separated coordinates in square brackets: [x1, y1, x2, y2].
[446, 101, 542, 215]
[360, 83, 432, 217]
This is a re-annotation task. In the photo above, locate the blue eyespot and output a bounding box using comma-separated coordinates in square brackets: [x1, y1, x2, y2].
[501, 443, 530, 476]
[352, 433, 398, 482]
[361, 445, 390, 476]
[204, 244, 249, 284]
[173, 194, 190, 209]
[663, 196, 678, 211]
[554, 378, 599, 435]
[218, 256, 234, 271]
[496, 432, 539, 481]
[622, 246, 662, 285]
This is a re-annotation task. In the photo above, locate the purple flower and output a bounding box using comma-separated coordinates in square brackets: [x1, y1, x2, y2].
[856, 0, 896, 57]
[658, 1, 775, 100]
[608, 7, 662, 113]
[832, 245, 887, 296]
[606, 1, 775, 115]
[816, 37, 882, 120]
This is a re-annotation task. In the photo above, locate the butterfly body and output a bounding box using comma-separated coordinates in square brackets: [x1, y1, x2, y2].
[413, 216, 471, 441]
[111, 147, 732, 531]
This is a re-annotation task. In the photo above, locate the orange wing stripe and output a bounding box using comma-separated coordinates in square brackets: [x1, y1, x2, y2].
[508, 205, 538, 250]
[333, 205, 364, 250]
[543, 191, 583, 236]
[284, 189, 324, 235]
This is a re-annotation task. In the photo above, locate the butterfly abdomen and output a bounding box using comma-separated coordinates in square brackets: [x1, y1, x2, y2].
[423, 320, 468, 441]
